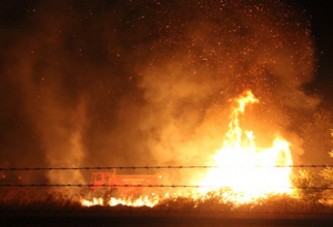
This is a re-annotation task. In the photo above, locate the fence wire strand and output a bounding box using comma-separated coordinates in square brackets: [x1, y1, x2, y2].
[1, 164, 333, 171]
[0, 184, 333, 190]
[1, 165, 333, 190]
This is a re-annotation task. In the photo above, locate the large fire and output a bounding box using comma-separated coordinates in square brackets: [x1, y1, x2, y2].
[198, 90, 294, 204]
[81, 90, 295, 207]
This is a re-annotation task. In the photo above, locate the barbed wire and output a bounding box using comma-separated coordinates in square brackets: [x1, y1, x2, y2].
[1, 165, 332, 190]
[0, 183, 333, 190]
[1, 164, 333, 171]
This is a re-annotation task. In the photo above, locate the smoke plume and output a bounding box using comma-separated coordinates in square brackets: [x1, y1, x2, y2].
[0, 0, 321, 184]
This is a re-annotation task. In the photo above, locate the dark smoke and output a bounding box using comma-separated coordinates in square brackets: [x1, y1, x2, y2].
[0, 0, 325, 184]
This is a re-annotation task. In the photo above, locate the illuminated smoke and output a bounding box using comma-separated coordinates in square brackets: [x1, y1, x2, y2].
[137, 0, 317, 170]
[0, 0, 318, 184]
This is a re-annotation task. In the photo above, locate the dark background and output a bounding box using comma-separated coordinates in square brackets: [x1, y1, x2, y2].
[291, 0, 333, 106]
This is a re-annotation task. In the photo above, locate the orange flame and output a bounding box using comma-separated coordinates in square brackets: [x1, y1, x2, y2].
[81, 196, 160, 208]
[198, 90, 294, 204]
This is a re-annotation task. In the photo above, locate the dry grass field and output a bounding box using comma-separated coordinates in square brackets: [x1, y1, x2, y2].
[1, 187, 333, 226]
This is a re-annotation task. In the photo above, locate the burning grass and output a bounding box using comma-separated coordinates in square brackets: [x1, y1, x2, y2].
[1, 187, 333, 215]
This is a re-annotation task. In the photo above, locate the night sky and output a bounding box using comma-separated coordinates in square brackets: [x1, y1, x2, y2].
[292, 0, 333, 105]
[0, 0, 332, 184]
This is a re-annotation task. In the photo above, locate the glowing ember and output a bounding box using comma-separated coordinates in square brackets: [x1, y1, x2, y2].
[198, 90, 294, 204]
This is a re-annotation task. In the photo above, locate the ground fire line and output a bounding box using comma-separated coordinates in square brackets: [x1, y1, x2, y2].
[81, 90, 295, 207]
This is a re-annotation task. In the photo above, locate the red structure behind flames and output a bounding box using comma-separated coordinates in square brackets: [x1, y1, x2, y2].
[89, 170, 162, 198]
